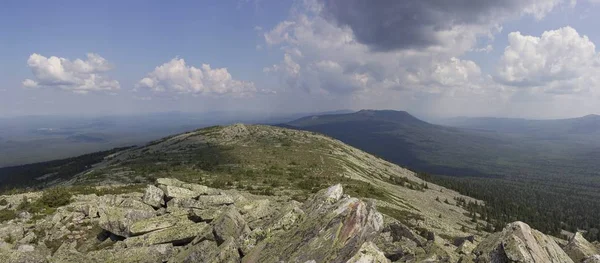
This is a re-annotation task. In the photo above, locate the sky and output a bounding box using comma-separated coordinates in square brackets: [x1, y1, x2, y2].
[2, 0, 600, 119]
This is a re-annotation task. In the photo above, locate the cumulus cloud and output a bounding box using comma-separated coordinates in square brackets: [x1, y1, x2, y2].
[22, 53, 119, 93]
[320, 0, 564, 52]
[496, 26, 600, 93]
[263, 0, 486, 97]
[136, 58, 256, 95]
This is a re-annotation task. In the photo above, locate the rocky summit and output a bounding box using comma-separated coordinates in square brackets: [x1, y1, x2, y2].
[0, 177, 596, 262]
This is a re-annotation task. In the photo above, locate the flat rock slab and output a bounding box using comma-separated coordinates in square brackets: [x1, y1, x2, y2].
[125, 222, 210, 247]
[159, 185, 199, 199]
[129, 214, 192, 236]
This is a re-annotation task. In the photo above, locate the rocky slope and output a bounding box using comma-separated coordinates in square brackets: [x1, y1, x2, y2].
[1, 178, 598, 262]
[1, 124, 598, 262]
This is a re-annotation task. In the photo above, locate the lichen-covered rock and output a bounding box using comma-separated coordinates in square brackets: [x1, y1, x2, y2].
[142, 185, 165, 209]
[173, 240, 219, 263]
[346, 242, 390, 263]
[159, 185, 198, 200]
[54, 243, 176, 263]
[267, 201, 304, 232]
[584, 255, 600, 263]
[0, 224, 25, 243]
[242, 184, 383, 263]
[564, 232, 600, 263]
[189, 208, 222, 222]
[213, 207, 250, 245]
[124, 222, 210, 247]
[456, 239, 476, 255]
[473, 221, 574, 263]
[157, 178, 217, 196]
[174, 237, 239, 263]
[98, 206, 156, 237]
[197, 194, 235, 207]
[128, 214, 191, 236]
[0, 247, 49, 263]
[166, 195, 234, 210]
[237, 199, 272, 223]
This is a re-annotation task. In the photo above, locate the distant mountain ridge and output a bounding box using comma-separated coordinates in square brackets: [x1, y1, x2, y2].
[439, 114, 600, 136]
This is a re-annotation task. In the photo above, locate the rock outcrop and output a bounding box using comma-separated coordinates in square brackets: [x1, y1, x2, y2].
[473, 221, 574, 263]
[242, 184, 385, 262]
[564, 232, 600, 262]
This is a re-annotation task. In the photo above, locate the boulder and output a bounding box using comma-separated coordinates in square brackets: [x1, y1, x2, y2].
[346, 242, 391, 263]
[213, 207, 250, 245]
[473, 221, 574, 263]
[456, 239, 476, 255]
[564, 232, 600, 262]
[237, 199, 272, 222]
[166, 195, 234, 210]
[129, 213, 191, 236]
[385, 222, 426, 247]
[242, 184, 383, 263]
[142, 185, 165, 209]
[159, 185, 198, 200]
[197, 195, 235, 207]
[98, 206, 156, 237]
[124, 222, 210, 247]
[173, 240, 218, 263]
[189, 208, 222, 222]
[0, 247, 49, 263]
[157, 178, 216, 195]
[0, 224, 25, 243]
[174, 237, 239, 263]
[267, 201, 304, 232]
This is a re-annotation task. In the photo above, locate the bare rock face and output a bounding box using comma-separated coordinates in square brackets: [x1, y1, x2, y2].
[564, 232, 600, 262]
[242, 184, 384, 263]
[473, 221, 574, 263]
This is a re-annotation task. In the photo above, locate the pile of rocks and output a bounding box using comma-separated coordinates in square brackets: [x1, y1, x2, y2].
[0, 179, 389, 262]
[2, 177, 600, 263]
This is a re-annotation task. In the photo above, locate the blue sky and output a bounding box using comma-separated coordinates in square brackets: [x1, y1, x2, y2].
[2, 0, 600, 118]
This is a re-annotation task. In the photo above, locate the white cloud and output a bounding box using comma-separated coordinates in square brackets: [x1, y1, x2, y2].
[263, 0, 486, 97]
[136, 58, 256, 95]
[496, 26, 600, 93]
[23, 53, 119, 94]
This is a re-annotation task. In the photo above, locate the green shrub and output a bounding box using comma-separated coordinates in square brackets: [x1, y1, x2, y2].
[0, 199, 7, 206]
[0, 209, 17, 222]
[39, 187, 72, 208]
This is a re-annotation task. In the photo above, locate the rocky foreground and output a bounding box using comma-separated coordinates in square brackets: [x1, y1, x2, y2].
[1, 178, 599, 263]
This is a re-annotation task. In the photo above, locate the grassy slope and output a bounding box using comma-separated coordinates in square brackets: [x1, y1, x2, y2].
[64, 124, 487, 241]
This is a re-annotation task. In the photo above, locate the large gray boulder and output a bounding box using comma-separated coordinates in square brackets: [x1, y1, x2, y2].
[242, 184, 384, 263]
[98, 199, 156, 237]
[156, 178, 217, 196]
[124, 222, 210, 247]
[473, 221, 574, 263]
[142, 185, 165, 209]
[128, 213, 191, 236]
[564, 232, 600, 263]
[212, 207, 250, 245]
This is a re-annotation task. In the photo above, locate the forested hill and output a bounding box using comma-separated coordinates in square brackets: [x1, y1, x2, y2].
[284, 110, 600, 241]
